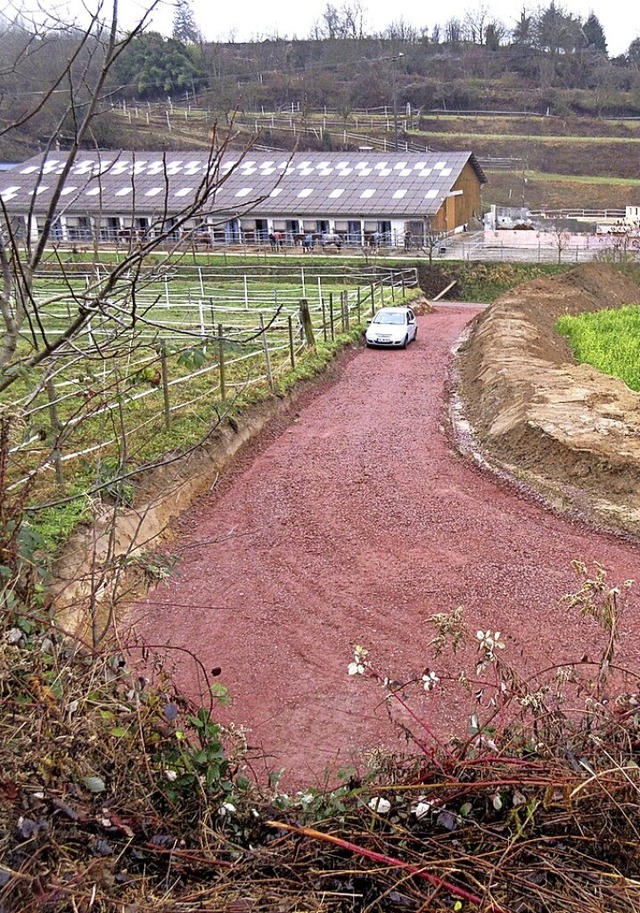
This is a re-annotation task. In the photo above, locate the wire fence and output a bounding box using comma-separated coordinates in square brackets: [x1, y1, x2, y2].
[8, 265, 419, 502]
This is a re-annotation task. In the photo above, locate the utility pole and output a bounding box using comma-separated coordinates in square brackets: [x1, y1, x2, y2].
[391, 52, 404, 152]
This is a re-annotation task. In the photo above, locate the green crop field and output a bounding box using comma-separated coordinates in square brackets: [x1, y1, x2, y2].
[556, 304, 640, 391]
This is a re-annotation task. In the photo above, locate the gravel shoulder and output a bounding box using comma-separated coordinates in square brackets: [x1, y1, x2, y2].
[130, 297, 640, 788]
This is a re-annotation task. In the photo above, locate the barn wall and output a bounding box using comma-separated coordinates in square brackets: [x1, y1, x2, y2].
[431, 163, 483, 232]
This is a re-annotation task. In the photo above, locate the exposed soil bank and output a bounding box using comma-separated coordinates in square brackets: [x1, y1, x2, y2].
[456, 263, 640, 538]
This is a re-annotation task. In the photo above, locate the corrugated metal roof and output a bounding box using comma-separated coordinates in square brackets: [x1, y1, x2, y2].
[0, 150, 486, 219]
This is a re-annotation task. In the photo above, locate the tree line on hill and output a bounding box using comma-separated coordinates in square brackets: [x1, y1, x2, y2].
[1, 1, 640, 160]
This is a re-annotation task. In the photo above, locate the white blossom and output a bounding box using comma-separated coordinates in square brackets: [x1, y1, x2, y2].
[411, 799, 432, 819]
[218, 801, 236, 817]
[348, 645, 369, 675]
[421, 670, 439, 691]
[476, 629, 505, 664]
[368, 796, 391, 814]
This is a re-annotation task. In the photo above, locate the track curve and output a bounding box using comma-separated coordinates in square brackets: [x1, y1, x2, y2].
[131, 306, 640, 787]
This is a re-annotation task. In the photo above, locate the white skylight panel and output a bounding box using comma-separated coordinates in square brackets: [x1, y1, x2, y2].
[241, 166, 257, 175]
[146, 161, 166, 175]
[298, 188, 313, 197]
[74, 162, 94, 176]
[43, 160, 63, 174]
[0, 186, 19, 201]
[392, 189, 407, 199]
[261, 161, 275, 168]
[337, 168, 353, 176]
[235, 187, 252, 197]
[358, 168, 373, 176]
[111, 163, 130, 175]
[379, 168, 392, 176]
[356, 161, 369, 169]
[132, 161, 149, 174]
[425, 189, 439, 199]
[441, 168, 452, 176]
[184, 162, 201, 175]
[261, 167, 276, 175]
[435, 161, 446, 169]
[298, 160, 312, 169]
[35, 186, 49, 194]
[399, 169, 411, 176]
[299, 168, 313, 176]
[317, 161, 331, 169]
[93, 161, 113, 174]
[145, 188, 163, 196]
[221, 161, 237, 173]
[85, 187, 101, 196]
[374, 162, 389, 169]
[270, 188, 282, 197]
[60, 187, 78, 196]
[414, 162, 427, 169]
[361, 189, 376, 198]
[336, 161, 349, 168]
[329, 188, 344, 198]
[116, 187, 132, 196]
[319, 168, 333, 175]
[175, 187, 193, 197]
[394, 162, 408, 169]
[20, 166, 40, 175]
[419, 169, 432, 177]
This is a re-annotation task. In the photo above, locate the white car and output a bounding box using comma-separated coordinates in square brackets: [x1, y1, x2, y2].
[365, 306, 418, 349]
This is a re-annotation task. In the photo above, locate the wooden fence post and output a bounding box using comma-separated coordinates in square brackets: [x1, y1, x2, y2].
[299, 298, 316, 348]
[218, 324, 226, 401]
[260, 313, 275, 392]
[370, 283, 376, 316]
[46, 378, 64, 491]
[288, 315, 296, 369]
[160, 347, 171, 431]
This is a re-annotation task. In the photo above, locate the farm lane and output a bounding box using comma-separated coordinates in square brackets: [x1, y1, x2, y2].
[130, 306, 640, 787]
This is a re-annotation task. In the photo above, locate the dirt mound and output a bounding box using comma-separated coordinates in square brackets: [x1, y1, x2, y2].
[456, 263, 640, 537]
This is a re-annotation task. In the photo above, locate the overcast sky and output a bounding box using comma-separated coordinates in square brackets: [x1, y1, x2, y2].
[11, 0, 640, 57]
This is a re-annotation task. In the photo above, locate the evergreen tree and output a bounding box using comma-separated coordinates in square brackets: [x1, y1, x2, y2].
[172, 0, 201, 45]
[582, 13, 607, 55]
[511, 8, 534, 47]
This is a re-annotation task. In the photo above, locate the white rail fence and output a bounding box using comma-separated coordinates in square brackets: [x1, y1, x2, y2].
[9, 267, 419, 496]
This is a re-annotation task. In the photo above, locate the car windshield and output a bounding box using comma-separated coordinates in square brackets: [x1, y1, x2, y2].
[373, 311, 405, 325]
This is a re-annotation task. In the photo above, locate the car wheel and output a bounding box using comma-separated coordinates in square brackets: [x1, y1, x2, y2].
[401, 334, 408, 349]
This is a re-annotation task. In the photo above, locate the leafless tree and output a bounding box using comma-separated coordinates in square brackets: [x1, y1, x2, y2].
[463, 4, 490, 45]
[0, 2, 279, 642]
[315, 1, 367, 40]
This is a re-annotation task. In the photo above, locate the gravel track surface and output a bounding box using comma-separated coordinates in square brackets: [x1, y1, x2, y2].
[131, 306, 640, 788]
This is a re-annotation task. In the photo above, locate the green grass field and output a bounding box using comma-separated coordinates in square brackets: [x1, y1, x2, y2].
[556, 304, 640, 391]
[4, 264, 416, 551]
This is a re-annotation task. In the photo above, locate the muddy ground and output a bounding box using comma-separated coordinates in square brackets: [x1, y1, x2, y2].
[457, 262, 640, 538]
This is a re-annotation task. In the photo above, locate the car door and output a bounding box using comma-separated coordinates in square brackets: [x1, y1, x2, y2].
[407, 309, 417, 341]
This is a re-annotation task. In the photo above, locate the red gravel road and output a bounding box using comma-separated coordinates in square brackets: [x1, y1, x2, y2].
[131, 306, 640, 788]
